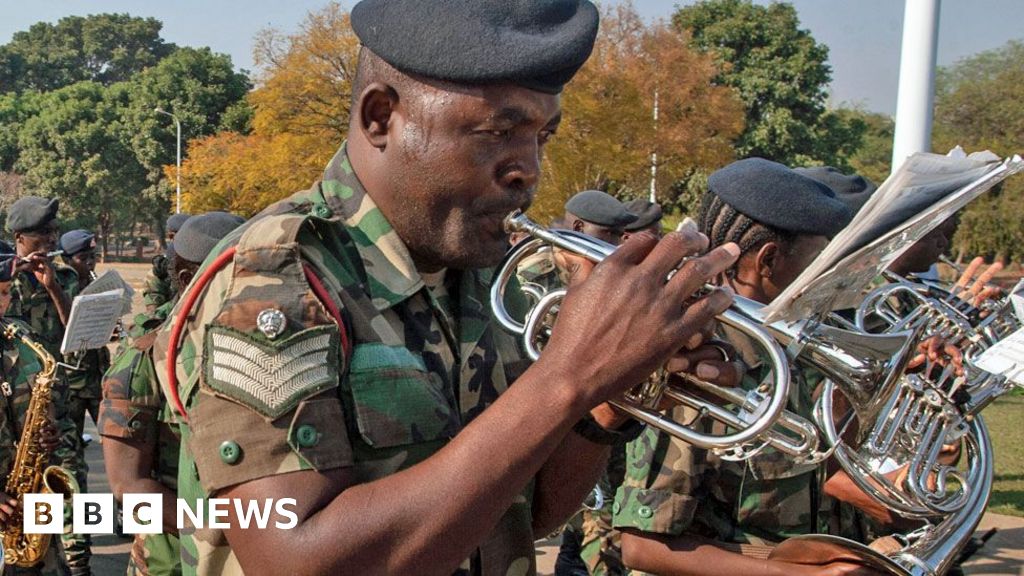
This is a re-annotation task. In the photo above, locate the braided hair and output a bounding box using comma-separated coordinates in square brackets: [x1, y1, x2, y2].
[696, 192, 795, 277]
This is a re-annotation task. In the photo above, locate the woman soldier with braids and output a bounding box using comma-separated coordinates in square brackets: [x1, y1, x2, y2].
[588, 158, 880, 576]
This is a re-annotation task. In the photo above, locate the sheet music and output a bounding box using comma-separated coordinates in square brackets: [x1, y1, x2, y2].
[80, 269, 134, 315]
[762, 151, 1024, 323]
[60, 290, 124, 354]
[974, 326, 1024, 386]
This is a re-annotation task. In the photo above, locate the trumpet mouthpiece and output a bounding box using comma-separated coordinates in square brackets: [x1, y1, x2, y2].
[504, 210, 529, 234]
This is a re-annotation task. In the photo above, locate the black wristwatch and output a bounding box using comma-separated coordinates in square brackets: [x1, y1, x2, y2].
[572, 414, 646, 445]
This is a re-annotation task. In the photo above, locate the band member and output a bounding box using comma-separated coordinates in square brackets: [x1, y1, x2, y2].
[6, 197, 89, 575]
[602, 158, 867, 576]
[142, 213, 190, 314]
[58, 230, 107, 442]
[149, 1, 742, 574]
[100, 212, 244, 576]
[622, 199, 664, 240]
[0, 246, 68, 576]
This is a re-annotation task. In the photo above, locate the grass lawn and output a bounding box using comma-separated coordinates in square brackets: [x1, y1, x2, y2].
[983, 394, 1024, 517]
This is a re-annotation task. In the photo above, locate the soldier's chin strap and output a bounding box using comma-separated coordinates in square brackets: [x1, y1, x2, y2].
[165, 246, 351, 423]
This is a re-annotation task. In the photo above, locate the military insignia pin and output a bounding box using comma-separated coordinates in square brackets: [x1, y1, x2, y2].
[256, 308, 287, 339]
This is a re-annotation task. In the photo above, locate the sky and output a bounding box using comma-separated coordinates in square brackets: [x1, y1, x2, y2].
[0, 0, 1020, 115]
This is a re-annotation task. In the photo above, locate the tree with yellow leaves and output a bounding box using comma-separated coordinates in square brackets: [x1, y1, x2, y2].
[177, 3, 358, 215]
[533, 3, 744, 222]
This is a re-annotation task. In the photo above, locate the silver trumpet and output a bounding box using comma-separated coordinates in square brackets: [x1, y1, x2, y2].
[491, 212, 918, 464]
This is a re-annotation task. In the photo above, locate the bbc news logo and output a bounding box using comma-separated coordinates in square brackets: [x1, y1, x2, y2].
[23, 494, 299, 534]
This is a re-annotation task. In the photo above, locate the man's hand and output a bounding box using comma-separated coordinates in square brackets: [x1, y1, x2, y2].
[0, 491, 18, 529]
[39, 420, 59, 453]
[906, 335, 964, 377]
[953, 257, 1003, 310]
[544, 229, 740, 409]
[18, 252, 59, 289]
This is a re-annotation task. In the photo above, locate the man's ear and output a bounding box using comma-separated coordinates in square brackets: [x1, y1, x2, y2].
[356, 82, 400, 150]
[571, 219, 585, 233]
[177, 269, 195, 291]
[754, 242, 780, 279]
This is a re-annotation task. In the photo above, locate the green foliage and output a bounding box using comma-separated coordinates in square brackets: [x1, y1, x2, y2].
[15, 81, 146, 253]
[933, 41, 1024, 262]
[0, 20, 249, 254]
[0, 14, 175, 93]
[833, 108, 893, 186]
[672, 0, 864, 168]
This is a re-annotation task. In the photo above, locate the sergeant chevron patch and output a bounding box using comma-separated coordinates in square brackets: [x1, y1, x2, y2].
[203, 324, 340, 419]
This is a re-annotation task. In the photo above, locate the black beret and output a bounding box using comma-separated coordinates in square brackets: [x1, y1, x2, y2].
[794, 166, 877, 215]
[351, 0, 599, 94]
[166, 213, 191, 233]
[708, 158, 852, 238]
[565, 190, 637, 228]
[59, 230, 96, 256]
[623, 199, 663, 231]
[173, 212, 245, 263]
[7, 196, 58, 232]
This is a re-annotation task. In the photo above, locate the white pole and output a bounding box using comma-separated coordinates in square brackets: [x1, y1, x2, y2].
[891, 0, 941, 172]
[175, 118, 181, 214]
[649, 89, 659, 203]
[155, 108, 183, 214]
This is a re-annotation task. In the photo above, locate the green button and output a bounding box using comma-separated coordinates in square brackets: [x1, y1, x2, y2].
[219, 441, 241, 465]
[638, 505, 653, 519]
[313, 204, 333, 218]
[612, 502, 620, 515]
[296, 425, 319, 447]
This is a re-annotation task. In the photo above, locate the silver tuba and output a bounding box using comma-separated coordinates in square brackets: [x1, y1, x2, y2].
[491, 212, 919, 464]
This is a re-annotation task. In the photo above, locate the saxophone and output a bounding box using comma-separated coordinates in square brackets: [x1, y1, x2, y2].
[0, 320, 78, 567]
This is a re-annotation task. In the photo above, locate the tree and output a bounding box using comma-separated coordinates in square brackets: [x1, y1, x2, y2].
[0, 14, 175, 93]
[933, 41, 1024, 262]
[121, 47, 251, 234]
[672, 0, 864, 168]
[15, 81, 147, 257]
[178, 3, 359, 215]
[833, 108, 893, 186]
[533, 3, 744, 222]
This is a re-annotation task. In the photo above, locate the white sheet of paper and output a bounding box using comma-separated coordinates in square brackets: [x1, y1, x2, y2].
[80, 269, 134, 315]
[60, 289, 125, 354]
[1010, 279, 1024, 323]
[974, 326, 1024, 386]
[762, 152, 1024, 323]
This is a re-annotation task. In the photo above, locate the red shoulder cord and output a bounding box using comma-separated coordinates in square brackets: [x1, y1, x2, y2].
[165, 247, 351, 423]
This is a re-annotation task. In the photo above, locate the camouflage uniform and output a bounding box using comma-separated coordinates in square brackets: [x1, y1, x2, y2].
[6, 266, 89, 574]
[98, 301, 181, 576]
[588, 328, 827, 575]
[0, 320, 70, 576]
[142, 254, 176, 314]
[152, 144, 534, 576]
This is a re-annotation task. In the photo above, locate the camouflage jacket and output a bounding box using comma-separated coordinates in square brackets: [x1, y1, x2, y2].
[152, 144, 534, 576]
[143, 254, 176, 313]
[598, 328, 827, 574]
[64, 346, 110, 397]
[7, 265, 78, 361]
[0, 319, 69, 575]
[99, 301, 181, 576]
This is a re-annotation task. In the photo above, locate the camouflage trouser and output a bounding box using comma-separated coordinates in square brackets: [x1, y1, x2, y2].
[57, 393, 93, 576]
[127, 532, 182, 576]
